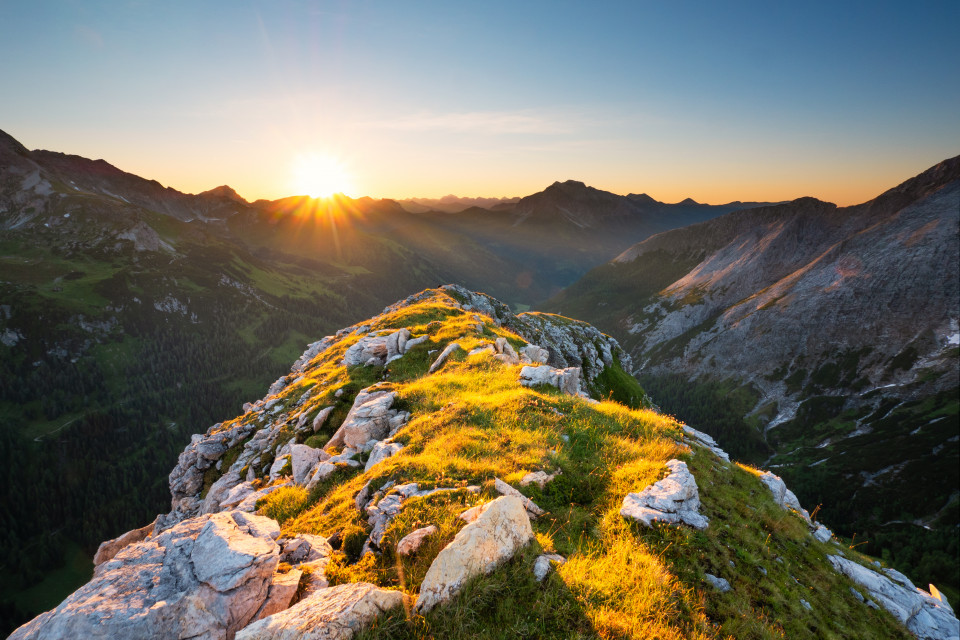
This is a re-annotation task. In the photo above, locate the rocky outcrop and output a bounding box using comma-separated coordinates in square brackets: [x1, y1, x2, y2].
[91, 517, 156, 569]
[364, 440, 403, 472]
[11, 511, 281, 640]
[342, 328, 413, 367]
[621, 459, 709, 530]
[236, 582, 407, 640]
[325, 389, 409, 451]
[416, 496, 534, 612]
[518, 365, 582, 396]
[828, 555, 959, 640]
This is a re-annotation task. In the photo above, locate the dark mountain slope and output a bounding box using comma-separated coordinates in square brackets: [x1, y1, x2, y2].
[544, 156, 960, 601]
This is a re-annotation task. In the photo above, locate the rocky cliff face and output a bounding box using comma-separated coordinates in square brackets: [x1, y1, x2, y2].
[11, 287, 957, 639]
[545, 157, 960, 599]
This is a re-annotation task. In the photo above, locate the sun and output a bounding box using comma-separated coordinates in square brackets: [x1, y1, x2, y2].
[291, 152, 356, 199]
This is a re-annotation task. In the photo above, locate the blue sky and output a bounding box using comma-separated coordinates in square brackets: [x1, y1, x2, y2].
[1, 0, 958, 203]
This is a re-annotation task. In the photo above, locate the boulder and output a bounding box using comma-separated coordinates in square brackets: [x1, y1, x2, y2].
[396, 525, 438, 556]
[305, 463, 338, 490]
[202, 470, 244, 514]
[758, 471, 811, 523]
[10, 511, 281, 640]
[326, 389, 401, 450]
[342, 329, 413, 367]
[519, 344, 550, 365]
[416, 496, 533, 613]
[92, 518, 157, 568]
[494, 337, 520, 365]
[429, 342, 462, 373]
[620, 459, 709, 530]
[812, 524, 833, 543]
[235, 582, 406, 640]
[533, 553, 566, 582]
[828, 555, 959, 639]
[518, 365, 581, 396]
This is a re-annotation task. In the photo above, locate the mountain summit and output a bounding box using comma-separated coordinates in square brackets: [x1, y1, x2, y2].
[10, 286, 957, 639]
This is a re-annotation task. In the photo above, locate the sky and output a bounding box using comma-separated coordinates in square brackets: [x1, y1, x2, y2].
[1, 0, 958, 205]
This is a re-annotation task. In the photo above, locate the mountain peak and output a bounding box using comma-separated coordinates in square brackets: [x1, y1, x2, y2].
[200, 185, 247, 203]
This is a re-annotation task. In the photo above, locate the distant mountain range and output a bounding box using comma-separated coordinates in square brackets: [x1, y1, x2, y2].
[395, 195, 521, 213]
[546, 156, 960, 597]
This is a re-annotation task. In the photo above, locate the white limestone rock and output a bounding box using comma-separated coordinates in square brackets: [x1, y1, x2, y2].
[518, 365, 582, 396]
[812, 524, 833, 543]
[251, 568, 302, 622]
[758, 471, 811, 523]
[289, 444, 322, 485]
[533, 554, 566, 582]
[620, 459, 709, 530]
[705, 573, 731, 592]
[494, 477, 545, 518]
[828, 555, 959, 640]
[396, 525, 438, 556]
[326, 389, 402, 450]
[682, 425, 731, 462]
[520, 470, 560, 489]
[92, 518, 156, 569]
[236, 582, 407, 640]
[429, 342, 463, 373]
[364, 440, 404, 472]
[519, 344, 550, 365]
[312, 406, 335, 433]
[10, 511, 281, 640]
[416, 496, 534, 613]
[342, 329, 412, 367]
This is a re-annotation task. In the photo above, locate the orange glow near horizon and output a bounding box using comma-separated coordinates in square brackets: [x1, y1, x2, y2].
[290, 152, 356, 199]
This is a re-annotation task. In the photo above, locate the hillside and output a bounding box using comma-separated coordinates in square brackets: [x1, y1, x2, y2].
[544, 157, 960, 601]
[10, 286, 957, 639]
[408, 181, 774, 300]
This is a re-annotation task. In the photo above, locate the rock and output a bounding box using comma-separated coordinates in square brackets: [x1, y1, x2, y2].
[364, 441, 403, 472]
[342, 329, 413, 367]
[705, 573, 731, 592]
[403, 335, 429, 352]
[429, 342, 462, 373]
[620, 459, 709, 530]
[758, 471, 811, 523]
[828, 555, 960, 639]
[312, 406, 335, 433]
[682, 425, 731, 462]
[202, 470, 245, 514]
[252, 568, 302, 622]
[281, 534, 332, 565]
[325, 389, 401, 450]
[289, 444, 322, 485]
[800, 598, 812, 611]
[10, 511, 280, 640]
[812, 524, 832, 543]
[416, 496, 534, 613]
[92, 518, 157, 568]
[269, 454, 292, 480]
[397, 525, 438, 556]
[519, 344, 550, 365]
[459, 504, 484, 523]
[520, 470, 560, 489]
[305, 463, 338, 490]
[518, 365, 581, 396]
[494, 477, 545, 517]
[851, 587, 865, 602]
[494, 337, 520, 365]
[236, 582, 406, 640]
[221, 481, 256, 510]
[533, 554, 566, 582]
[469, 344, 496, 356]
